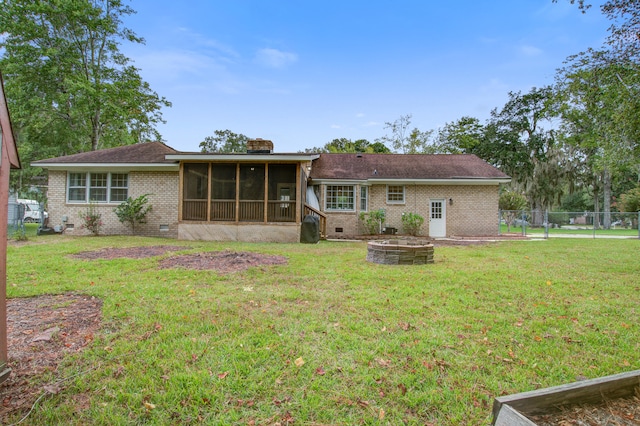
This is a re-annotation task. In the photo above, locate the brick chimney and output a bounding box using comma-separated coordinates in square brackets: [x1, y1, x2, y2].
[247, 138, 274, 154]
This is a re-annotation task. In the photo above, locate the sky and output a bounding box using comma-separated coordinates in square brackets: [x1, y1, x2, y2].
[121, 1, 611, 153]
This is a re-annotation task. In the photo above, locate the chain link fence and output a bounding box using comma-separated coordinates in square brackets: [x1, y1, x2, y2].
[7, 199, 26, 239]
[499, 210, 640, 239]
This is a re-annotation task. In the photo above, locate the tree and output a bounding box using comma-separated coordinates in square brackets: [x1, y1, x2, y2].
[114, 194, 153, 234]
[558, 59, 640, 228]
[484, 87, 566, 222]
[199, 130, 249, 153]
[377, 114, 411, 153]
[302, 138, 390, 154]
[619, 185, 640, 212]
[560, 0, 640, 60]
[554, 0, 640, 227]
[376, 114, 436, 154]
[1, 0, 170, 193]
[499, 190, 528, 232]
[434, 116, 485, 154]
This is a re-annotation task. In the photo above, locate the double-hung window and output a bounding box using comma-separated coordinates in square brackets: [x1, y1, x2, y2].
[67, 172, 129, 203]
[387, 185, 405, 204]
[360, 186, 368, 212]
[325, 185, 355, 211]
[68, 173, 88, 202]
[110, 174, 129, 202]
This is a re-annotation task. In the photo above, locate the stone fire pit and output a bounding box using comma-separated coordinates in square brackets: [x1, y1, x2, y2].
[366, 240, 434, 265]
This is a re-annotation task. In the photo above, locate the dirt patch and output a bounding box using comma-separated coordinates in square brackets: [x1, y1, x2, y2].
[159, 250, 288, 273]
[0, 294, 102, 423]
[71, 246, 288, 273]
[70, 245, 186, 260]
[0, 246, 287, 422]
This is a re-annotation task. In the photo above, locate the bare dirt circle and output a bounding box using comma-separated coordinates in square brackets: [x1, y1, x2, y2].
[1, 246, 288, 423]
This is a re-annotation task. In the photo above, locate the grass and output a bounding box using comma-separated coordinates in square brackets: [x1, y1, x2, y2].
[6, 235, 640, 425]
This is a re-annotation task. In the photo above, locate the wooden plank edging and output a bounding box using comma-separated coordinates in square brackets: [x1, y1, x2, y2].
[491, 369, 640, 425]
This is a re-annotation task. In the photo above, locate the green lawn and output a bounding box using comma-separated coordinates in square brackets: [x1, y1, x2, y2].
[6, 236, 640, 425]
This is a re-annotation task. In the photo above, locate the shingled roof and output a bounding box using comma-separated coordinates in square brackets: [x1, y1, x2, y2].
[309, 153, 510, 181]
[32, 142, 178, 165]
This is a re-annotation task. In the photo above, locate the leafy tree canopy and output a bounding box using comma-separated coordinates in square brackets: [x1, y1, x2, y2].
[1, 0, 170, 193]
[303, 138, 390, 154]
[199, 130, 250, 153]
[376, 114, 436, 154]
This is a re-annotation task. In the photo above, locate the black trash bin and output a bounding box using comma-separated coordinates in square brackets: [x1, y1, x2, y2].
[300, 214, 320, 243]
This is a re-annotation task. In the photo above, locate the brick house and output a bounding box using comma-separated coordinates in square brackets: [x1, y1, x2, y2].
[309, 153, 510, 238]
[32, 140, 510, 241]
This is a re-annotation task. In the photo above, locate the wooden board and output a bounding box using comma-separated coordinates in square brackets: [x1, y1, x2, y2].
[492, 369, 640, 425]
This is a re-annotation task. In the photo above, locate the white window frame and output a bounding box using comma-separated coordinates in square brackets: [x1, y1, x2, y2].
[67, 172, 88, 202]
[67, 172, 129, 204]
[110, 173, 129, 203]
[386, 185, 405, 204]
[360, 186, 368, 212]
[325, 185, 355, 211]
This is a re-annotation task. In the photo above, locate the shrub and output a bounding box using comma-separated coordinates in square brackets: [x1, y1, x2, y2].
[401, 212, 424, 236]
[620, 186, 640, 213]
[359, 209, 385, 234]
[114, 194, 153, 234]
[499, 190, 528, 232]
[79, 203, 102, 236]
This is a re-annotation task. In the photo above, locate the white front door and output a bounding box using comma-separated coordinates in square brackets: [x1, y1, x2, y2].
[429, 199, 446, 238]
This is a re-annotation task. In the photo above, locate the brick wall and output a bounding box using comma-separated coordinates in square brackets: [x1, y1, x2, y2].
[46, 170, 179, 238]
[320, 183, 500, 238]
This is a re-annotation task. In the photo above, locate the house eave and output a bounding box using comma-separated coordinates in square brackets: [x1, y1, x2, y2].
[311, 178, 511, 185]
[31, 162, 180, 172]
[308, 178, 369, 186]
[166, 153, 320, 162]
[366, 178, 511, 185]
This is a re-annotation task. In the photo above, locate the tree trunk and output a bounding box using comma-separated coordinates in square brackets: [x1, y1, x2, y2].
[593, 187, 600, 229]
[603, 168, 612, 229]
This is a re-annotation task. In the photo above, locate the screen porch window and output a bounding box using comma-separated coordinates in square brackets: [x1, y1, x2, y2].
[239, 164, 265, 222]
[326, 185, 355, 211]
[182, 162, 298, 223]
[182, 163, 209, 220]
[268, 164, 296, 222]
[386, 185, 405, 204]
[67, 172, 129, 203]
[210, 164, 236, 221]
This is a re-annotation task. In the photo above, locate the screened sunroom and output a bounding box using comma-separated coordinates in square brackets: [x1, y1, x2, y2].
[165, 143, 321, 242]
[181, 162, 300, 223]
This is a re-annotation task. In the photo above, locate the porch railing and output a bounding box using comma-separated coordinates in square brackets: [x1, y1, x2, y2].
[304, 204, 327, 239]
[210, 200, 235, 221]
[267, 200, 295, 222]
[183, 199, 207, 221]
[183, 199, 300, 224]
[239, 200, 264, 222]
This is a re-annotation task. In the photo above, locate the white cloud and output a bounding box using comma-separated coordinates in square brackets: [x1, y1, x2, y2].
[356, 112, 365, 118]
[173, 27, 240, 60]
[363, 121, 379, 127]
[330, 124, 342, 129]
[255, 48, 298, 69]
[520, 44, 543, 57]
[479, 78, 509, 95]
